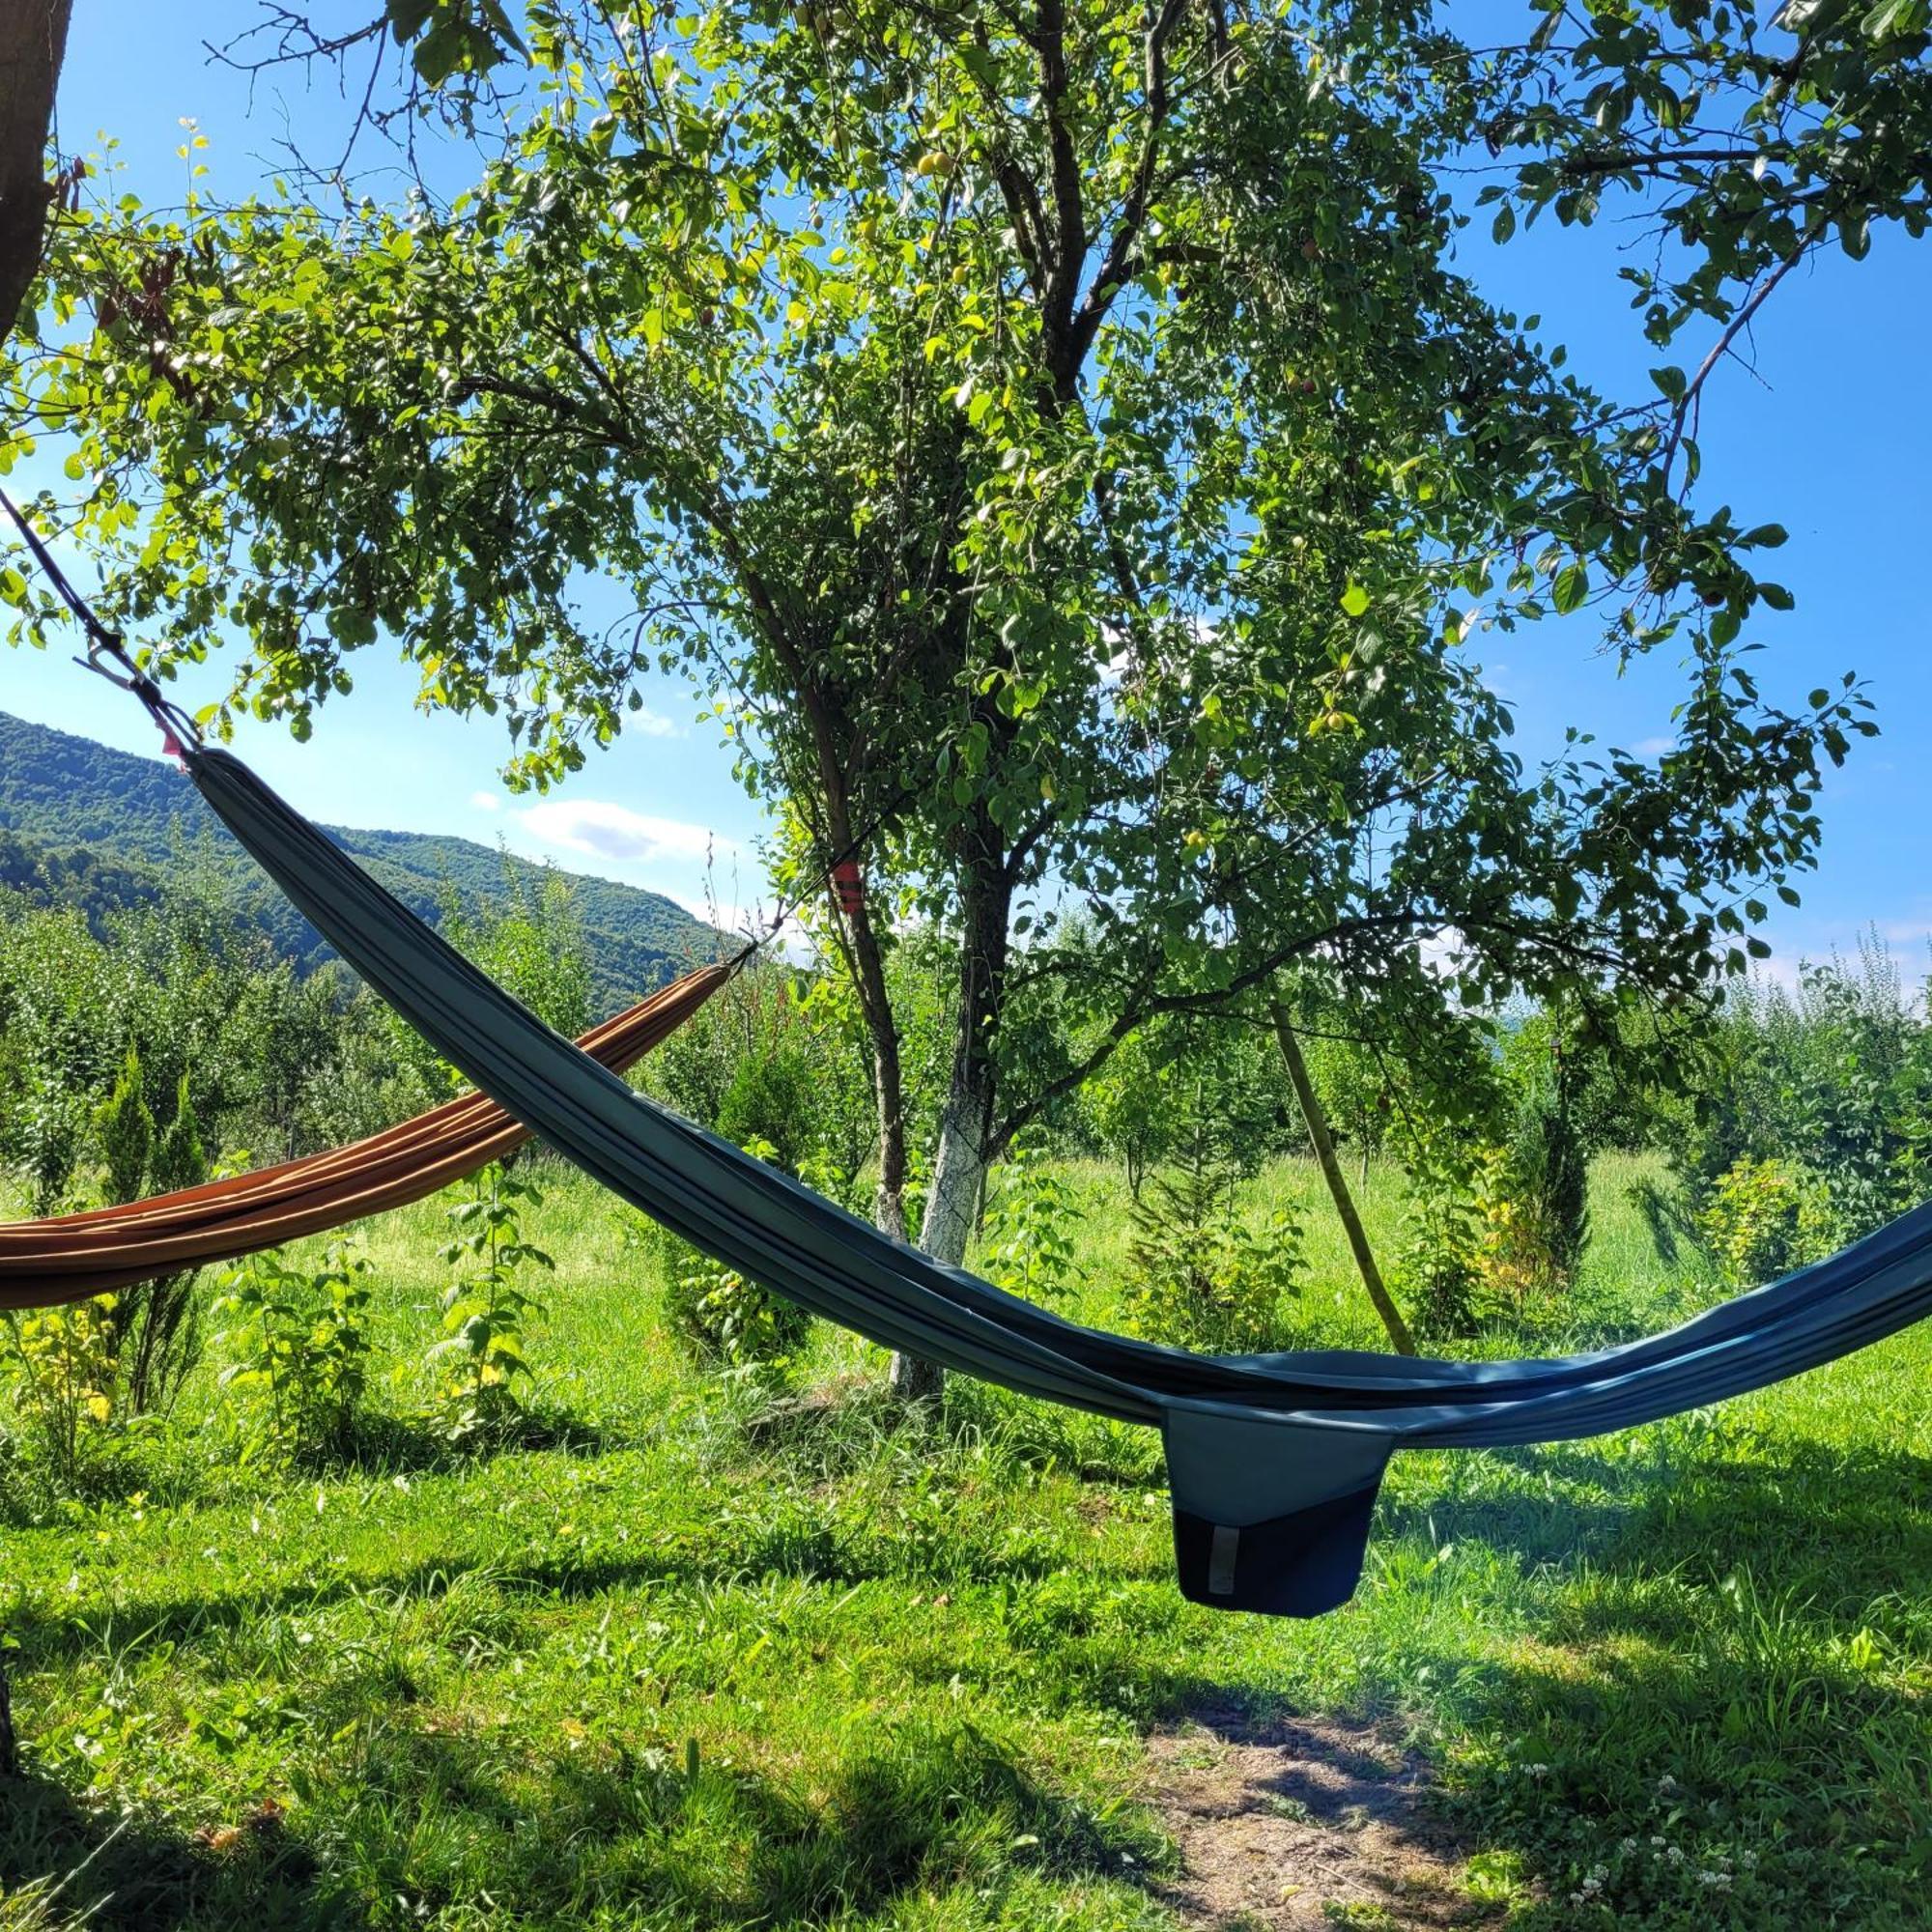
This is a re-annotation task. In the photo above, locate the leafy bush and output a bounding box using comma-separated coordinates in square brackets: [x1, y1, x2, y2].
[1081, 1011, 1284, 1199]
[664, 1249, 814, 1375]
[645, 959, 892, 1200]
[428, 1162, 554, 1441]
[715, 1040, 821, 1179]
[1122, 1126, 1302, 1354]
[660, 1138, 813, 1374]
[1398, 1130, 1585, 1337]
[1700, 1156, 1840, 1288]
[213, 1241, 373, 1466]
[1492, 1056, 1591, 1293]
[979, 1133, 1084, 1305]
[1, 1297, 123, 1496]
[1668, 940, 1932, 1241]
[10, 1083, 87, 1217]
[1393, 1181, 1486, 1340]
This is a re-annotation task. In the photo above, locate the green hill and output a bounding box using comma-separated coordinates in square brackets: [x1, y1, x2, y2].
[0, 712, 728, 1010]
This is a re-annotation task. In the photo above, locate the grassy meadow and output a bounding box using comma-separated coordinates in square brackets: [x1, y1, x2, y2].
[3, 1152, 1931, 1929]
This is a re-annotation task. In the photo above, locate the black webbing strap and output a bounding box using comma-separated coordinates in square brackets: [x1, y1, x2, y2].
[0, 485, 202, 753]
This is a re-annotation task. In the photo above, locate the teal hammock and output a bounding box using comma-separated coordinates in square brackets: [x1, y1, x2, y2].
[185, 742, 1932, 1618]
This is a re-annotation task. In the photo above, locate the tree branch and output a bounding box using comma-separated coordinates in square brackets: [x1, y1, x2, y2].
[1662, 236, 1808, 486]
[1035, 0, 1088, 384]
[1066, 0, 1188, 371]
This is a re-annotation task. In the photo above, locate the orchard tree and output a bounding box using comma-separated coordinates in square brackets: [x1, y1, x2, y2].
[4, 0, 1916, 1400]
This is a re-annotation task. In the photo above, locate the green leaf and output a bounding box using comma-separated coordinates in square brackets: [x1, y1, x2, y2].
[1863, 0, 1928, 42]
[1339, 583, 1371, 618]
[387, 0, 435, 40]
[1551, 562, 1589, 615]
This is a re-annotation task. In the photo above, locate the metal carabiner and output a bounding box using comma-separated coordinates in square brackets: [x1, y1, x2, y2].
[74, 635, 143, 693]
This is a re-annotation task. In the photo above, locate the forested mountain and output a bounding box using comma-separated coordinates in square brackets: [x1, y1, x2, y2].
[0, 712, 726, 1009]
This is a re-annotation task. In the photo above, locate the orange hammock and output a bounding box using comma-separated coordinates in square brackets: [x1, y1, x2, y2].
[0, 962, 729, 1311]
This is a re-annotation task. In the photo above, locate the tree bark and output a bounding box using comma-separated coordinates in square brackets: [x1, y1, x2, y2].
[0, 1, 69, 1785]
[0, 1642, 15, 1777]
[1269, 998, 1417, 1356]
[833, 881, 910, 1240]
[0, 0, 71, 348]
[891, 811, 1011, 1401]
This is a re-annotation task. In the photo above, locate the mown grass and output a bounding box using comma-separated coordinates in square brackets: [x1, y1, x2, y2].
[2, 1152, 1929, 1928]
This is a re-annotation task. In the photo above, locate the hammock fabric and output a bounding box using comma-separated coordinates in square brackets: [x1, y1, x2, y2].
[0, 964, 729, 1310]
[184, 741, 1932, 1620]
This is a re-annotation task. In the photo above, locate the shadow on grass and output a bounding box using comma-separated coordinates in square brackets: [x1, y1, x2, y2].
[1263, 1434, 1932, 1926]
[5, 1711, 1154, 1929]
[539, 1718, 1154, 1923]
[0, 1766, 320, 1931]
[328, 1399, 611, 1472]
[0, 1406, 611, 1534]
[1629, 1174, 1705, 1272]
[3, 1505, 1119, 1674]
[1377, 1434, 1932, 1604]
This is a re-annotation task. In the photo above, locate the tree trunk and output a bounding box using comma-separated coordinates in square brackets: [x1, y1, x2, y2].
[0, 1, 71, 348]
[0, 1641, 16, 1777]
[890, 814, 1010, 1402]
[810, 747, 914, 1243]
[837, 889, 910, 1241]
[1268, 999, 1417, 1356]
[888, 1070, 987, 1400]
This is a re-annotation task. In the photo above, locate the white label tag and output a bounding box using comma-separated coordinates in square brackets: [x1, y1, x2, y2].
[1208, 1523, 1240, 1596]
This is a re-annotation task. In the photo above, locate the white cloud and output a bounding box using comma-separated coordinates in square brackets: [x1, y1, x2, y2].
[1634, 735, 1674, 758]
[630, 706, 683, 739]
[519, 798, 734, 865]
[1878, 918, 1932, 952]
[469, 790, 500, 812]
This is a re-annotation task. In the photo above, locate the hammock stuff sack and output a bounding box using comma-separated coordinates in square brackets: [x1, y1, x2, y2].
[185, 742, 1932, 1618]
[0, 965, 730, 1309]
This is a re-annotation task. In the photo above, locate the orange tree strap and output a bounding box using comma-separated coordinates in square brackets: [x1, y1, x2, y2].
[0, 962, 729, 1309]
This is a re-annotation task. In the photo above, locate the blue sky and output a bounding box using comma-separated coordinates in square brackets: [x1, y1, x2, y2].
[4, 1, 1927, 972]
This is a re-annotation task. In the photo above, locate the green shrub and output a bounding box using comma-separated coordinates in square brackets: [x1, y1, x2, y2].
[715, 1042, 820, 1178]
[1700, 1156, 1839, 1288]
[12, 1082, 87, 1217]
[980, 1133, 1084, 1305]
[663, 1249, 814, 1375]
[1122, 1127, 1301, 1354]
[660, 1138, 813, 1374]
[1503, 1063, 1591, 1290]
[1393, 1183, 1485, 1340]
[213, 1240, 373, 1466]
[0, 1296, 124, 1496]
[427, 1162, 554, 1442]
[100, 1061, 210, 1419]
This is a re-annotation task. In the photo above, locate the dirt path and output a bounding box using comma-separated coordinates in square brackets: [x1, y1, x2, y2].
[1146, 1705, 1498, 1929]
